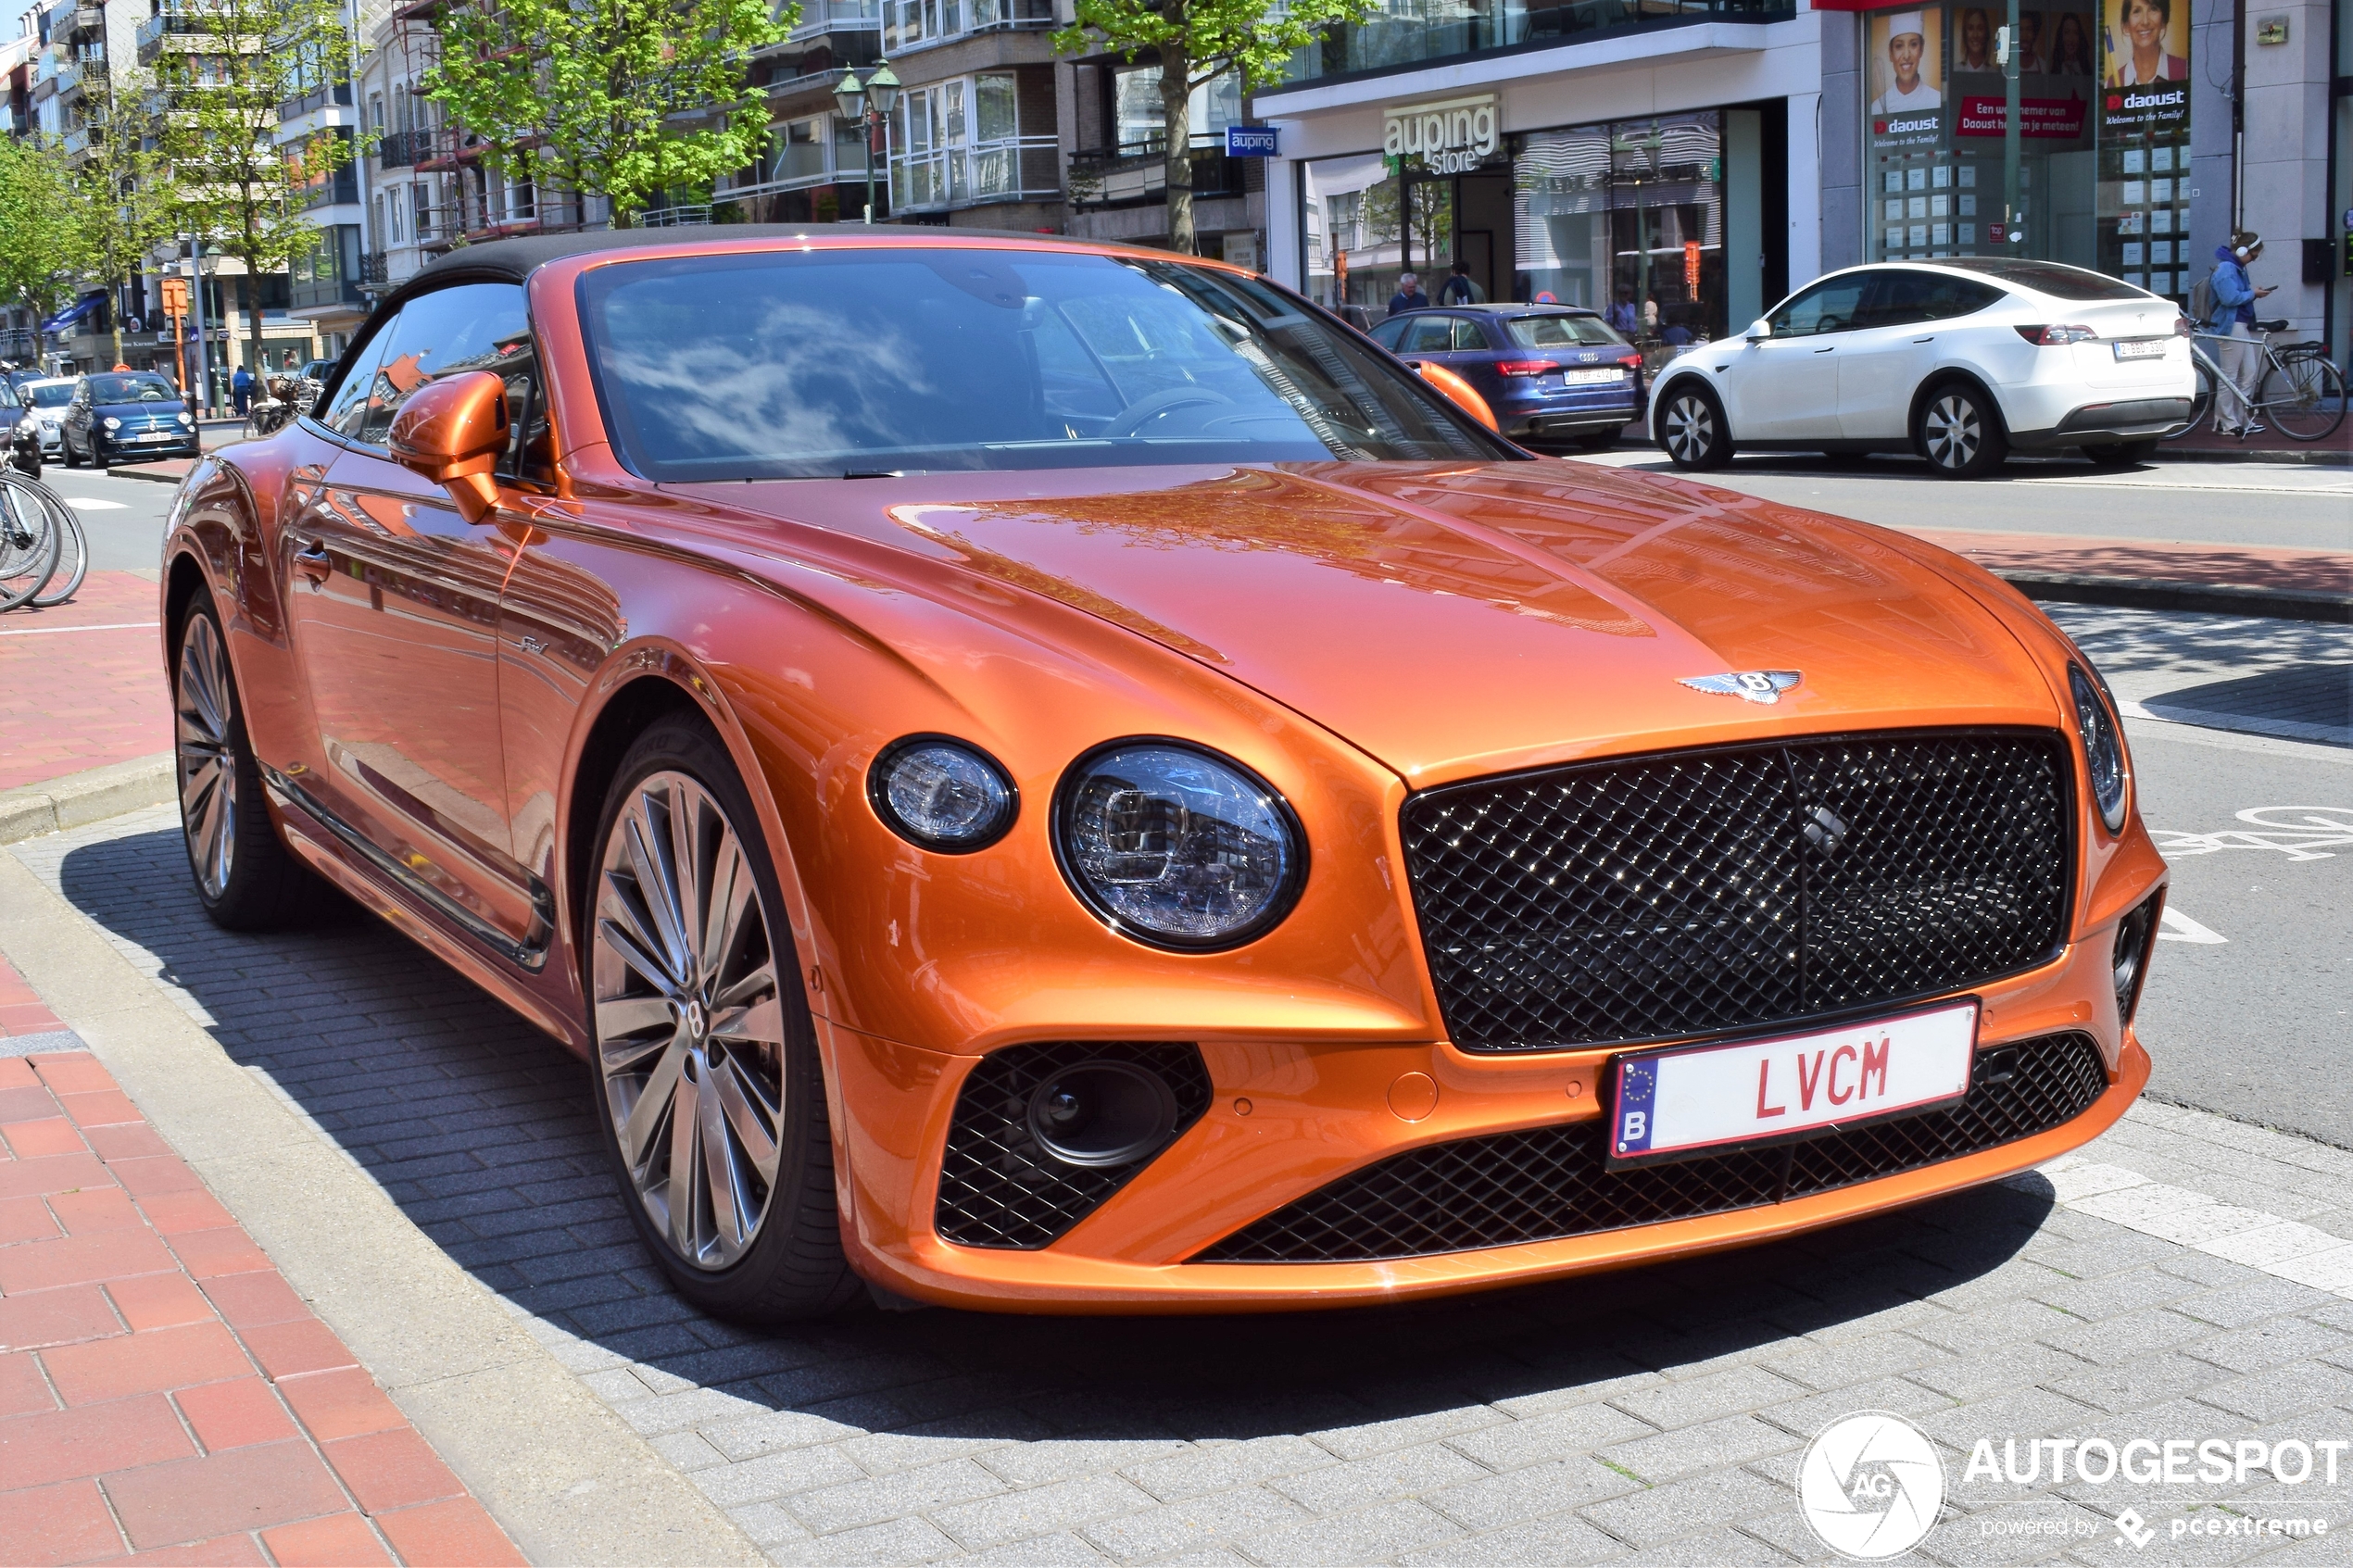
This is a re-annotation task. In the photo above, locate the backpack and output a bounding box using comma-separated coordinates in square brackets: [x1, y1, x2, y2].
[2188, 268, 2215, 325]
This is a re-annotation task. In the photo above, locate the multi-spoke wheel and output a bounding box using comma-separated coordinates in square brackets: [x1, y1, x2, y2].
[587, 719, 857, 1321]
[1655, 384, 1731, 469]
[1916, 382, 2007, 480]
[172, 596, 329, 928]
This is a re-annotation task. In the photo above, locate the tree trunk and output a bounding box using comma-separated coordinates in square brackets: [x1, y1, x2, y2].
[1160, 39, 1193, 257]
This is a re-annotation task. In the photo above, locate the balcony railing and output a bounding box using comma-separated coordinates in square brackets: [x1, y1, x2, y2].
[135, 8, 229, 63]
[889, 134, 1057, 211]
[376, 128, 428, 169]
[786, 0, 880, 36]
[638, 205, 712, 227]
[1279, 0, 1788, 85]
[884, 0, 1051, 53]
[59, 125, 90, 157]
[1067, 144, 1247, 210]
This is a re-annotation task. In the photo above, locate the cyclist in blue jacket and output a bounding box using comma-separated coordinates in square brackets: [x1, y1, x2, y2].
[2208, 232, 2274, 437]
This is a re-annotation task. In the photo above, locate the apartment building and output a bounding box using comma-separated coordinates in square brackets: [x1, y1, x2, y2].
[717, 0, 889, 222]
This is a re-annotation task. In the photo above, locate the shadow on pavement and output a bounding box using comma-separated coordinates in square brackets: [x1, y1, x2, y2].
[47, 822, 2050, 1450]
[2144, 662, 2352, 746]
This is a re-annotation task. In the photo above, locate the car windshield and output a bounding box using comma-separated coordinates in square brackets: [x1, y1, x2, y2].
[578, 247, 1516, 481]
[1931, 258, 2147, 302]
[25, 383, 74, 408]
[1503, 314, 1626, 348]
[87, 374, 178, 403]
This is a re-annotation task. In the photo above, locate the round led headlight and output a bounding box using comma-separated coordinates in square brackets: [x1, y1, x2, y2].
[867, 736, 1016, 852]
[1053, 740, 1304, 950]
[102, 417, 120, 431]
[2069, 664, 2127, 834]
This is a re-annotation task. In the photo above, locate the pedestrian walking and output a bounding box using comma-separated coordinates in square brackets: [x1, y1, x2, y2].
[2206, 232, 2274, 438]
[1439, 261, 1486, 306]
[1386, 272, 1429, 317]
[232, 365, 254, 418]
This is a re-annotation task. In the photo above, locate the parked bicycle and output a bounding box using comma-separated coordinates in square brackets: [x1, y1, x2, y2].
[2167, 318, 2347, 443]
[0, 470, 87, 612]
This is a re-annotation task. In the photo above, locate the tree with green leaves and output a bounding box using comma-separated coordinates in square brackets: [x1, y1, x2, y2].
[1054, 0, 1375, 256]
[0, 137, 87, 364]
[155, 0, 363, 374]
[77, 64, 182, 369]
[423, 0, 788, 231]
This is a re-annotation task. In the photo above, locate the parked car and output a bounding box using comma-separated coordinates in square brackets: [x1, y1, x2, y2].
[1368, 304, 1643, 447]
[17, 377, 77, 458]
[1650, 258, 2196, 479]
[164, 227, 2161, 1321]
[62, 370, 200, 467]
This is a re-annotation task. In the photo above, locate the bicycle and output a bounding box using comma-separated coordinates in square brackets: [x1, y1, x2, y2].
[0, 470, 87, 611]
[242, 374, 321, 440]
[2168, 319, 2347, 443]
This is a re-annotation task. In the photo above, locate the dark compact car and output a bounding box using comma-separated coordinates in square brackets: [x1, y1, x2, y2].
[62, 370, 199, 468]
[1368, 306, 1644, 447]
[0, 372, 39, 476]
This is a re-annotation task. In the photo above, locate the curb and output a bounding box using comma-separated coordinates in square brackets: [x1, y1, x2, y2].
[2153, 446, 2352, 468]
[0, 752, 176, 845]
[102, 462, 191, 484]
[2003, 573, 2352, 623]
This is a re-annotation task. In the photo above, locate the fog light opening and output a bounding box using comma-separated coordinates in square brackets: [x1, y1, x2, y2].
[2113, 894, 2162, 1025]
[1026, 1060, 1180, 1168]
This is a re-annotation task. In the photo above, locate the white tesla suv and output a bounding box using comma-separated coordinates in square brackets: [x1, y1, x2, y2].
[1650, 258, 2196, 479]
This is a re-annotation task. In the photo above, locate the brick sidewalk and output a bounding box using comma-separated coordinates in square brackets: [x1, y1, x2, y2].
[0, 957, 523, 1567]
[1906, 530, 2353, 599]
[0, 572, 168, 794]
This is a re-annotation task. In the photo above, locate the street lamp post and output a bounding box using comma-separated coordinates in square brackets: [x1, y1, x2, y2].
[832, 63, 902, 224]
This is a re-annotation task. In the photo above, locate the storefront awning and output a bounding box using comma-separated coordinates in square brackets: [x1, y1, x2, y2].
[38, 295, 105, 334]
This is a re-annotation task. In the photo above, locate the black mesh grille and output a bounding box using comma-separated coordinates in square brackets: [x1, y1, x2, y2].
[1195, 1033, 2107, 1263]
[936, 1042, 1212, 1250]
[1401, 731, 2072, 1052]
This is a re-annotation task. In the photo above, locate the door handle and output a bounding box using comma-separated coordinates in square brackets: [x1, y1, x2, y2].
[1814, 345, 1835, 354]
[1912, 335, 1935, 344]
[292, 538, 332, 584]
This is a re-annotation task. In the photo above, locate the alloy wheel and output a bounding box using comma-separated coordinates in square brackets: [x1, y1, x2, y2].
[1664, 395, 1715, 463]
[1922, 394, 1981, 470]
[174, 614, 237, 900]
[592, 771, 788, 1271]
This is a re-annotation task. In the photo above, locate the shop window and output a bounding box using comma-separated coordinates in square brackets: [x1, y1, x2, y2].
[1516, 114, 1726, 349]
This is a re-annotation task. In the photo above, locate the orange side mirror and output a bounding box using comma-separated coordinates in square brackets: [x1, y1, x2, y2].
[387, 370, 510, 523]
[1410, 360, 1500, 433]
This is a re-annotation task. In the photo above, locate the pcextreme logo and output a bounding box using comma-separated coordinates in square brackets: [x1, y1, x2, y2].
[1797, 1412, 1945, 1560]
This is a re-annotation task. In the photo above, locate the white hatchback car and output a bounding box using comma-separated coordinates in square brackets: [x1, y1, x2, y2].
[1650, 258, 2195, 478]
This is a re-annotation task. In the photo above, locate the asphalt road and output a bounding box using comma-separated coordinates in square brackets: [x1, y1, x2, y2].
[41, 458, 2350, 1147]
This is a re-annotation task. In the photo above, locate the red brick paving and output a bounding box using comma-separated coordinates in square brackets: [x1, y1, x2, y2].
[1902, 529, 2353, 598]
[0, 957, 523, 1567]
[0, 571, 169, 793]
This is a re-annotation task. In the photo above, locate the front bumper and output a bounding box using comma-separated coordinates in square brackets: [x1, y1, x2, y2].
[98, 434, 200, 462]
[827, 937, 2152, 1312]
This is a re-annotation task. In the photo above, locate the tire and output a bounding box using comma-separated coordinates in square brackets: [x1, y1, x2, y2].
[586, 716, 860, 1324]
[60, 431, 82, 469]
[1915, 382, 2009, 479]
[3, 477, 85, 606]
[173, 596, 329, 930]
[0, 480, 58, 612]
[2163, 356, 2216, 442]
[2257, 353, 2347, 443]
[2082, 439, 2157, 468]
[1655, 383, 1733, 469]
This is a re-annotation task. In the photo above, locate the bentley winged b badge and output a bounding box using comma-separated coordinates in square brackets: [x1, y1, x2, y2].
[1679, 670, 1803, 705]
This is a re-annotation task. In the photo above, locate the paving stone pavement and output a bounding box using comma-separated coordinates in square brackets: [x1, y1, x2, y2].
[14, 807, 2353, 1566]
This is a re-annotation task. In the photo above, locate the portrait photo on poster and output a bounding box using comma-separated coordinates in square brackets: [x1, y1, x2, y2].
[2104, 0, 2188, 84]
[1869, 8, 1944, 114]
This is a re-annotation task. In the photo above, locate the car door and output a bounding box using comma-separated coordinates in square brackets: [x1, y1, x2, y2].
[1836, 270, 1998, 441]
[62, 379, 90, 456]
[1712, 274, 1871, 441]
[281, 281, 551, 962]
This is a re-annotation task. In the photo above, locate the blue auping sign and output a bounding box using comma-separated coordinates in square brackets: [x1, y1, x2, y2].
[1226, 126, 1278, 157]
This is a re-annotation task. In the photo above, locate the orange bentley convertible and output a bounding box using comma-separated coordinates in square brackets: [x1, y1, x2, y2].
[162, 228, 2163, 1319]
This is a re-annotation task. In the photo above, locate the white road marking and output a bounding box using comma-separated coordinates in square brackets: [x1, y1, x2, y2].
[2032, 1157, 2353, 1296]
[2150, 807, 2352, 861]
[0, 621, 159, 636]
[59, 497, 127, 509]
[2157, 908, 2227, 944]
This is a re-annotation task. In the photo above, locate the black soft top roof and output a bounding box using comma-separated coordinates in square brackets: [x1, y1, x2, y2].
[382, 223, 1117, 314]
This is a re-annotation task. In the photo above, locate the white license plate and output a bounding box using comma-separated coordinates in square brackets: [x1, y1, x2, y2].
[137, 431, 173, 441]
[2113, 339, 2169, 360]
[1561, 368, 1626, 385]
[1608, 998, 1980, 1164]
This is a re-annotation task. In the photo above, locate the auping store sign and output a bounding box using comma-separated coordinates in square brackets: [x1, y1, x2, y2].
[1384, 94, 1500, 174]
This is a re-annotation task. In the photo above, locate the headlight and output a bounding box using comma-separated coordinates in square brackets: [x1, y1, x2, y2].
[2069, 664, 2127, 833]
[102, 417, 120, 431]
[1053, 740, 1304, 949]
[867, 736, 1015, 852]
[178, 411, 194, 426]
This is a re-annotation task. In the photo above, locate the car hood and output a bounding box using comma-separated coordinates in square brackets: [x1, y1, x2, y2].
[691, 461, 2059, 786]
